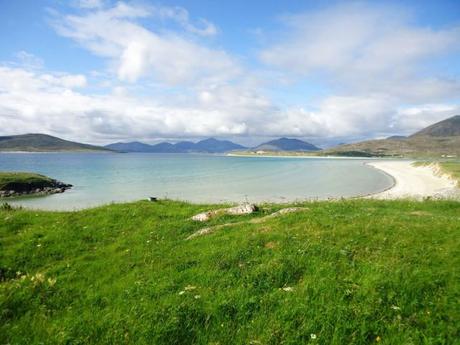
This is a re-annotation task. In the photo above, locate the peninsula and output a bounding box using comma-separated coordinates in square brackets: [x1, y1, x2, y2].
[0, 172, 72, 198]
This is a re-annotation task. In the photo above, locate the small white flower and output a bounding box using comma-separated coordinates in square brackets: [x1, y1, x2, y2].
[36, 244, 41, 247]
[282, 286, 294, 292]
[310, 333, 317, 339]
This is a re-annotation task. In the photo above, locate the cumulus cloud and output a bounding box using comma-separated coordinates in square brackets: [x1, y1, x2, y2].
[0, 66, 265, 142]
[51, 2, 233, 84]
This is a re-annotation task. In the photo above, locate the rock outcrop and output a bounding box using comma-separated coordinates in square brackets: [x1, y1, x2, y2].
[191, 203, 258, 222]
[0, 180, 72, 198]
[187, 206, 309, 239]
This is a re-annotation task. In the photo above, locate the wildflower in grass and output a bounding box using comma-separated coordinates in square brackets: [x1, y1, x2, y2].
[31, 273, 45, 285]
[310, 333, 317, 339]
[36, 244, 42, 247]
[282, 287, 294, 292]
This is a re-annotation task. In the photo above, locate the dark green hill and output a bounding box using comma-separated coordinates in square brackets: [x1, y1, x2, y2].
[253, 138, 320, 151]
[105, 141, 154, 153]
[410, 115, 460, 137]
[0, 134, 112, 152]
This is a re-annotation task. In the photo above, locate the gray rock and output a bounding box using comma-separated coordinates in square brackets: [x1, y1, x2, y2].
[226, 203, 258, 215]
[191, 211, 219, 222]
[191, 203, 258, 222]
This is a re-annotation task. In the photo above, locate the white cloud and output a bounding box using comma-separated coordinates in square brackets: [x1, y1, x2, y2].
[394, 104, 460, 134]
[261, 3, 460, 82]
[0, 66, 262, 142]
[14, 51, 44, 70]
[151, 6, 218, 37]
[51, 2, 232, 84]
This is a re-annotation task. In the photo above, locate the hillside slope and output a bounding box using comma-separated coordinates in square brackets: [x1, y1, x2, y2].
[325, 115, 460, 157]
[411, 115, 460, 137]
[0, 134, 112, 152]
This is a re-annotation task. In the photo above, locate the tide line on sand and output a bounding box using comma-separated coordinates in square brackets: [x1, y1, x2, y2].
[366, 160, 459, 200]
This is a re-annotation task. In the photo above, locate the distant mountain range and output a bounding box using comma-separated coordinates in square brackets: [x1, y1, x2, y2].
[105, 138, 246, 153]
[3, 115, 457, 157]
[0, 134, 111, 152]
[106, 137, 320, 153]
[252, 137, 320, 152]
[0, 133, 320, 154]
[325, 115, 460, 157]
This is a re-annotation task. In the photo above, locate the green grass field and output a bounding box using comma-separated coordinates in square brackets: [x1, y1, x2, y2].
[1, 199, 459, 344]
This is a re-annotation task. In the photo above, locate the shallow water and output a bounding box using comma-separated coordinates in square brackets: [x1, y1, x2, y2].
[0, 153, 393, 210]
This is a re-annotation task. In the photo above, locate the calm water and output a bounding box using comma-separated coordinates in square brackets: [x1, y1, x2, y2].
[0, 153, 393, 210]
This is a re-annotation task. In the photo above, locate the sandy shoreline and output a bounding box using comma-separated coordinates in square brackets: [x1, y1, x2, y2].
[366, 160, 459, 200]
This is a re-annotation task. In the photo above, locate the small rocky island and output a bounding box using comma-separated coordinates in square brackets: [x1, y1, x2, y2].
[0, 172, 72, 198]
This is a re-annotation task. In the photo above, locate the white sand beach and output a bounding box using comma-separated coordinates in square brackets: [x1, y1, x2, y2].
[367, 161, 459, 200]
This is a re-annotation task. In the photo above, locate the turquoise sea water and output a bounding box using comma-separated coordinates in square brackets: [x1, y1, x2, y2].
[0, 153, 393, 210]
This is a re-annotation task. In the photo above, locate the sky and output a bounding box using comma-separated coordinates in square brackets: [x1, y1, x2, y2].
[0, 0, 460, 147]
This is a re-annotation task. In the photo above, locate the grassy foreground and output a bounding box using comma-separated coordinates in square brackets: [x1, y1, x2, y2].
[1, 199, 459, 344]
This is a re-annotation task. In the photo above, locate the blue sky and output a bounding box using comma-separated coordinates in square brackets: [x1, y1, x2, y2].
[0, 0, 459, 146]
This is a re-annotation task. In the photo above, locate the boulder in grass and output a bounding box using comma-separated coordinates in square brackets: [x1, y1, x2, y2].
[191, 203, 258, 222]
[191, 211, 216, 222]
[226, 203, 258, 215]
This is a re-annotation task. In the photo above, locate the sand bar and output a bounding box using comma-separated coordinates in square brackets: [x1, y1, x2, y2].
[367, 160, 459, 200]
